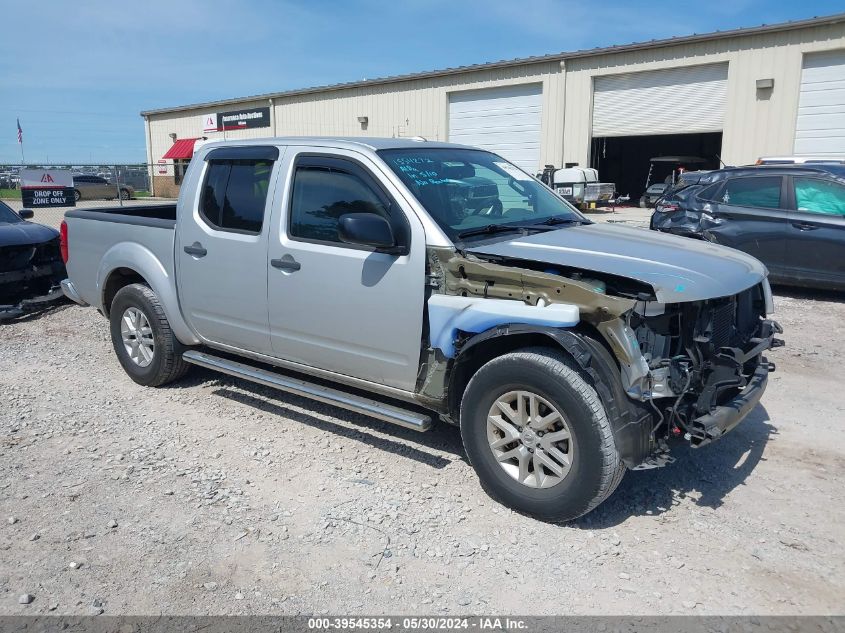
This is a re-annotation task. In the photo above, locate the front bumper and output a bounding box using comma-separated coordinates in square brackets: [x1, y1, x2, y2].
[688, 360, 770, 446]
[0, 284, 66, 320]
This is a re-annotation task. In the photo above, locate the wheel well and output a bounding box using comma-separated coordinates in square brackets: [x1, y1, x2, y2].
[102, 268, 147, 317]
[447, 332, 560, 422]
[446, 326, 622, 424]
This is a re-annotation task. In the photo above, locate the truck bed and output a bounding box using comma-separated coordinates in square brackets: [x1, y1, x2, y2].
[63, 204, 178, 312]
[65, 203, 177, 228]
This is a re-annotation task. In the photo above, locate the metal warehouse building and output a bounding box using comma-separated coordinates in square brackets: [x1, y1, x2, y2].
[142, 13, 845, 199]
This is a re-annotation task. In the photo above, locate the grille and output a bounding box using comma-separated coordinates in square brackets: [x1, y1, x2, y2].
[0, 245, 36, 273]
[0, 238, 61, 273]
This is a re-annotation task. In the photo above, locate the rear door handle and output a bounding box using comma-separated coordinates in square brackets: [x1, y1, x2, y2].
[792, 222, 819, 231]
[183, 242, 208, 257]
[271, 256, 301, 272]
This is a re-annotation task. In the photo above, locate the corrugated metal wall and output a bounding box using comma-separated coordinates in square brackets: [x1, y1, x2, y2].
[146, 21, 845, 188]
[562, 22, 845, 168]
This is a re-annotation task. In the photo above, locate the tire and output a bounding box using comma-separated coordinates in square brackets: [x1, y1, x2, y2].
[109, 283, 190, 387]
[73, 189, 81, 202]
[460, 347, 625, 522]
[119, 189, 130, 200]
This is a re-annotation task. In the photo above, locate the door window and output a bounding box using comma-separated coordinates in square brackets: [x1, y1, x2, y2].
[794, 178, 845, 216]
[720, 177, 782, 209]
[289, 157, 394, 245]
[200, 159, 273, 234]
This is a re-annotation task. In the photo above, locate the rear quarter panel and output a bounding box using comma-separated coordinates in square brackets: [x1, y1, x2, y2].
[65, 217, 200, 345]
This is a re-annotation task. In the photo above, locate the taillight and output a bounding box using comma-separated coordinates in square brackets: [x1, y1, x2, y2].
[60, 220, 69, 264]
[656, 203, 679, 214]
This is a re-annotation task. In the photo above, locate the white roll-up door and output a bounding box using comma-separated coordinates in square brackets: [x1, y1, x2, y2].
[592, 64, 728, 137]
[794, 50, 845, 156]
[448, 84, 542, 173]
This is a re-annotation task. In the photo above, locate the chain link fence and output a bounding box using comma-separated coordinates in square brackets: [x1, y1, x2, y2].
[0, 164, 180, 229]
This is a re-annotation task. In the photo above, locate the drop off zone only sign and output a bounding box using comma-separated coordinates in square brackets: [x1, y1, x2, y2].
[21, 169, 76, 208]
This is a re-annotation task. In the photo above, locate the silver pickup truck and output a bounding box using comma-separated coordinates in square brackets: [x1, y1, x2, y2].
[61, 137, 782, 521]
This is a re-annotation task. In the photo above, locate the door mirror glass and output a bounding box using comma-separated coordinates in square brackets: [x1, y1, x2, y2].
[18, 209, 34, 219]
[338, 213, 396, 250]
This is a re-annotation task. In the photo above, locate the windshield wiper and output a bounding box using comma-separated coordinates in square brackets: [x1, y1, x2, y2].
[535, 215, 586, 226]
[456, 224, 526, 239]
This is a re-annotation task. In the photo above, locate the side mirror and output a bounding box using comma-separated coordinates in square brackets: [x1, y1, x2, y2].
[338, 213, 396, 250]
[18, 209, 34, 220]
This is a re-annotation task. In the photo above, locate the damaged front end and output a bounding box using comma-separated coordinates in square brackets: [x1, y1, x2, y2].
[0, 237, 67, 320]
[630, 283, 783, 447]
[418, 245, 782, 469]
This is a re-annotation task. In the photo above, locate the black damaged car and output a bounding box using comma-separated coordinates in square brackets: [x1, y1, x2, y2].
[650, 165, 845, 291]
[0, 201, 67, 319]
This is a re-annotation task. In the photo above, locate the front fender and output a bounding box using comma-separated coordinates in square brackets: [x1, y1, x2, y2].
[97, 241, 200, 345]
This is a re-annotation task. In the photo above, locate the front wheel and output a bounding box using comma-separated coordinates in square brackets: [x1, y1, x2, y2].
[460, 347, 624, 522]
[109, 283, 190, 387]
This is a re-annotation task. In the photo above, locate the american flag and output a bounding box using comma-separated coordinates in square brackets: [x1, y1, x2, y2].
[17, 118, 22, 144]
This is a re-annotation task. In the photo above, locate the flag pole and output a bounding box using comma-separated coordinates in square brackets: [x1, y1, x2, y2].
[17, 118, 25, 165]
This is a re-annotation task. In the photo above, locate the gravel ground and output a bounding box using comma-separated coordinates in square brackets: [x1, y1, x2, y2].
[1, 288, 843, 616]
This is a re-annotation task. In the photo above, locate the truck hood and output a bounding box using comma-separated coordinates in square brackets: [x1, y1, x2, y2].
[0, 221, 59, 248]
[467, 223, 767, 303]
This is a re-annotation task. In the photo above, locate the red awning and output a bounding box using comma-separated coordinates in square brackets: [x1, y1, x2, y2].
[162, 138, 198, 160]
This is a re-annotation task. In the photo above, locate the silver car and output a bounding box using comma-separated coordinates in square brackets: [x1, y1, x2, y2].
[72, 175, 134, 201]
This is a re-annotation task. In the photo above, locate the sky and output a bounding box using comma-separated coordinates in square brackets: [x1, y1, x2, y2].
[0, 0, 842, 165]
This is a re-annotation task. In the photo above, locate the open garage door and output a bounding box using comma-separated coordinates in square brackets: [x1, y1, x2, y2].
[592, 64, 728, 137]
[448, 84, 542, 173]
[590, 64, 727, 199]
[794, 50, 845, 156]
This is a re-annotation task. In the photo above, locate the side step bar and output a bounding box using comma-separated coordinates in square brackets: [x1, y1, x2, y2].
[182, 350, 432, 432]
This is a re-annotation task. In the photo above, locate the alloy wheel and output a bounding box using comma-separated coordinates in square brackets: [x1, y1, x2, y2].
[486, 390, 574, 488]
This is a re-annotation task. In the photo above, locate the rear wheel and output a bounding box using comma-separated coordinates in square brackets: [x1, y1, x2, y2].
[460, 347, 624, 522]
[109, 283, 190, 386]
[73, 189, 81, 202]
[119, 188, 130, 200]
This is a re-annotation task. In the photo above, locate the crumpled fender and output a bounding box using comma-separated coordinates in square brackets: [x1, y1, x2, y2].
[97, 241, 200, 345]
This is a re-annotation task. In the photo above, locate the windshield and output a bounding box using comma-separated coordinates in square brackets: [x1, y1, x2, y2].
[0, 201, 21, 223]
[378, 148, 584, 241]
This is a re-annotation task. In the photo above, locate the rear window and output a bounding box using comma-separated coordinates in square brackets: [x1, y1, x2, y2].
[200, 159, 273, 234]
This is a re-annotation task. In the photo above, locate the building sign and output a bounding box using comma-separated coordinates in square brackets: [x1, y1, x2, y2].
[200, 107, 270, 132]
[202, 113, 219, 133]
[20, 169, 75, 208]
[157, 160, 168, 174]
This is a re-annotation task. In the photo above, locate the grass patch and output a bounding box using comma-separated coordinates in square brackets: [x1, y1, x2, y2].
[0, 188, 21, 199]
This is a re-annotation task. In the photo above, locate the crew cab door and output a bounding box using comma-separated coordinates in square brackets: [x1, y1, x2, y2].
[177, 145, 281, 351]
[267, 148, 426, 391]
[705, 175, 790, 277]
[785, 175, 845, 287]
